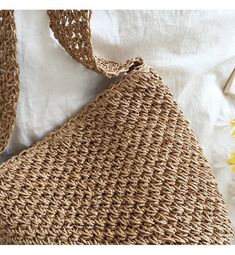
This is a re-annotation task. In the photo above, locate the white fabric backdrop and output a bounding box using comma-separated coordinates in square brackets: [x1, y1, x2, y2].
[1, 10, 235, 242]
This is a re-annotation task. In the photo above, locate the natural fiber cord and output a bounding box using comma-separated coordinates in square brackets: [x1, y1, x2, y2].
[48, 10, 143, 78]
[0, 10, 19, 153]
[0, 10, 233, 244]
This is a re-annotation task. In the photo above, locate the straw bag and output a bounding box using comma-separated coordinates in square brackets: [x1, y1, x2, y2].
[0, 10, 233, 245]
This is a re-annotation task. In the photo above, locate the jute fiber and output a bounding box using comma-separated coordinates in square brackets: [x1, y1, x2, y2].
[48, 10, 143, 78]
[0, 10, 233, 244]
[0, 10, 19, 153]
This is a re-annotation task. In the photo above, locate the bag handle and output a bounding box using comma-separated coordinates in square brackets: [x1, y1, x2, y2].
[0, 10, 19, 153]
[0, 10, 143, 154]
[47, 10, 144, 78]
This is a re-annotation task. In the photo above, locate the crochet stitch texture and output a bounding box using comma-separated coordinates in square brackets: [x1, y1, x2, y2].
[0, 10, 233, 244]
[0, 10, 19, 153]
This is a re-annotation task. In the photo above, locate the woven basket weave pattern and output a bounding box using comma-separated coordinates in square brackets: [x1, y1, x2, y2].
[48, 10, 143, 78]
[0, 10, 19, 153]
[0, 10, 233, 244]
[0, 66, 233, 244]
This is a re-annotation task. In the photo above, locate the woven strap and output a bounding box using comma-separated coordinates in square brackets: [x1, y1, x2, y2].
[0, 10, 19, 153]
[48, 10, 144, 78]
[0, 10, 142, 153]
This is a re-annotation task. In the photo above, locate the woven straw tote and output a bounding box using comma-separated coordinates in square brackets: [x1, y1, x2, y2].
[0, 10, 234, 245]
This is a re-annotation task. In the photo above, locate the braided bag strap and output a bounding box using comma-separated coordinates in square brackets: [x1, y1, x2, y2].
[0, 10, 19, 153]
[48, 10, 144, 78]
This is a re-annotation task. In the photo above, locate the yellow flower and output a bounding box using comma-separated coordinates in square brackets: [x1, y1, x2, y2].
[227, 153, 235, 172]
[228, 153, 235, 164]
[232, 119, 235, 137]
[232, 118, 235, 127]
[227, 119, 235, 172]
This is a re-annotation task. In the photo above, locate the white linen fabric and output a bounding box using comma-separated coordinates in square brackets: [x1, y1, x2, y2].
[0, 10, 235, 242]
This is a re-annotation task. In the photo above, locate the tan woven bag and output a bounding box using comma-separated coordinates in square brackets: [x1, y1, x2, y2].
[0, 10, 233, 245]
